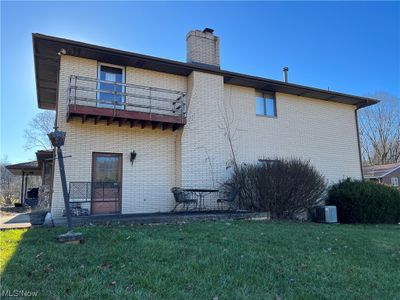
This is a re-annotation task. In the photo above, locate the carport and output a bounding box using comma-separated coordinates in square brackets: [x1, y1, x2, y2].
[6, 150, 53, 205]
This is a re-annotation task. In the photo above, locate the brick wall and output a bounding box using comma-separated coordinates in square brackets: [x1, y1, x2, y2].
[51, 56, 186, 216]
[186, 30, 220, 67]
[223, 84, 362, 183]
[51, 55, 362, 216]
[180, 71, 230, 189]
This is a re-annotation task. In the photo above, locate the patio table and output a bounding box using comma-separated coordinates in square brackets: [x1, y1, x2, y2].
[184, 188, 219, 210]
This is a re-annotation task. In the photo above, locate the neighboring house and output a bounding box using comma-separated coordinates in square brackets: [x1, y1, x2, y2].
[29, 28, 377, 217]
[363, 163, 400, 187]
[6, 150, 54, 206]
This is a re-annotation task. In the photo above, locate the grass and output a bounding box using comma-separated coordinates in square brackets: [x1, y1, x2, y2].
[1, 221, 399, 299]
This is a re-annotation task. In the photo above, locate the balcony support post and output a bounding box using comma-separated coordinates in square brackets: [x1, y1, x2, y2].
[149, 88, 152, 117]
[74, 76, 77, 108]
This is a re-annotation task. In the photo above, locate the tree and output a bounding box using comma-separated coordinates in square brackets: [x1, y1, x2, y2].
[359, 92, 400, 166]
[24, 111, 55, 150]
[0, 156, 20, 206]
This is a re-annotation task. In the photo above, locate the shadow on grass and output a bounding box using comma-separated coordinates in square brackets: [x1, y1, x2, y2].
[1, 221, 399, 299]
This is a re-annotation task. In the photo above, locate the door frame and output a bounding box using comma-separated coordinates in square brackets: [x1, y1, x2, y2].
[91, 152, 123, 214]
[96, 62, 126, 108]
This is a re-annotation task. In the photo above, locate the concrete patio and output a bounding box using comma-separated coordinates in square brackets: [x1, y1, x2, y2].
[0, 212, 31, 230]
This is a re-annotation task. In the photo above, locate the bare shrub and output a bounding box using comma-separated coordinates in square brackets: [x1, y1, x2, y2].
[224, 158, 327, 219]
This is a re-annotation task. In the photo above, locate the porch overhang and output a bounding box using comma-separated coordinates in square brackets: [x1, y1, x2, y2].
[6, 161, 41, 176]
[5, 150, 53, 176]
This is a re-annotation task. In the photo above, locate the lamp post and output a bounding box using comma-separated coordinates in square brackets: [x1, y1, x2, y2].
[48, 127, 83, 243]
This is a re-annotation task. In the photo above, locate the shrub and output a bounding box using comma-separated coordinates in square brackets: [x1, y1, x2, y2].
[224, 158, 326, 219]
[327, 178, 400, 224]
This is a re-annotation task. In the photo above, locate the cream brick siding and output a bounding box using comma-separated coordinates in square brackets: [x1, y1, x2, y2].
[126, 66, 187, 91]
[51, 56, 185, 216]
[223, 84, 362, 183]
[180, 71, 230, 189]
[186, 30, 220, 66]
[51, 55, 362, 216]
[51, 123, 179, 216]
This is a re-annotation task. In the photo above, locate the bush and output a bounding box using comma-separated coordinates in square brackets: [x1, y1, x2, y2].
[224, 158, 326, 219]
[327, 178, 400, 224]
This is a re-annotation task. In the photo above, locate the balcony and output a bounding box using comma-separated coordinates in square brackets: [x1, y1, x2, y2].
[67, 75, 186, 131]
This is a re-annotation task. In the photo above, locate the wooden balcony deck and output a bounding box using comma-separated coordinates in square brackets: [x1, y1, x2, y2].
[66, 75, 186, 131]
[67, 104, 186, 131]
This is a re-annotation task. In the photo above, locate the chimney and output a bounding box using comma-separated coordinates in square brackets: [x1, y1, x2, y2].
[283, 67, 289, 83]
[186, 28, 220, 68]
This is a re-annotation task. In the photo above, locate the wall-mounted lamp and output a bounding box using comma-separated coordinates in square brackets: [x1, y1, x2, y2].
[58, 48, 67, 56]
[130, 150, 137, 165]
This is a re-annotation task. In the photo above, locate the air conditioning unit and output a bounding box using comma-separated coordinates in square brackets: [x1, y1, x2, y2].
[309, 206, 338, 223]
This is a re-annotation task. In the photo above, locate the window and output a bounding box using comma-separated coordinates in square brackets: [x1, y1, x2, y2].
[391, 177, 399, 187]
[256, 91, 276, 117]
[97, 63, 125, 108]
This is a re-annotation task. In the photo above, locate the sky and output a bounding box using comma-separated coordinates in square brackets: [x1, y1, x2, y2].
[1, 1, 399, 164]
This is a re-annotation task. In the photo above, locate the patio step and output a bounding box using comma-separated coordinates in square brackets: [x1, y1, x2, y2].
[52, 211, 269, 227]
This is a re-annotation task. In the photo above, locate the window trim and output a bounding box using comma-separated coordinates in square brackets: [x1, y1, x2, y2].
[255, 90, 277, 118]
[97, 62, 126, 108]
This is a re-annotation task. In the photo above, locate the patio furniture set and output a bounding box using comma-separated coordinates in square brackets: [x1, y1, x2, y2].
[171, 187, 240, 212]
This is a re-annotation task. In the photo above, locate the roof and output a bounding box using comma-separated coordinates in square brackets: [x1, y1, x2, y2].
[35, 150, 54, 168]
[5, 150, 53, 176]
[33, 33, 379, 110]
[363, 163, 400, 179]
[6, 161, 40, 176]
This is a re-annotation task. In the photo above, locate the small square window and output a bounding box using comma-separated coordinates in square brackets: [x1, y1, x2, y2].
[391, 177, 399, 187]
[255, 91, 276, 117]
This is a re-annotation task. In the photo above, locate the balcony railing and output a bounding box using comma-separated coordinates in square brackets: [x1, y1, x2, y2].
[67, 75, 186, 129]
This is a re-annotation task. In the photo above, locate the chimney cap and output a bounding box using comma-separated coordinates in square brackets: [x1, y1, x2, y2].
[203, 28, 214, 34]
[283, 66, 289, 71]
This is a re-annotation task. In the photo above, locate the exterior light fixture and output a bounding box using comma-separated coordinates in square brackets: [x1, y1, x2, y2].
[58, 48, 66, 56]
[130, 150, 137, 165]
[48, 128, 66, 148]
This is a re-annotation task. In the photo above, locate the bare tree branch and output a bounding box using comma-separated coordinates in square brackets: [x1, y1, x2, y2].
[24, 111, 56, 150]
[359, 92, 400, 165]
[0, 156, 21, 205]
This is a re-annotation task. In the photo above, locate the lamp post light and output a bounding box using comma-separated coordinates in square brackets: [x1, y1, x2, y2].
[48, 127, 83, 244]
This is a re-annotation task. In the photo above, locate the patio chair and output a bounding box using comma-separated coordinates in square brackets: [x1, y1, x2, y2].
[217, 188, 240, 210]
[171, 187, 198, 211]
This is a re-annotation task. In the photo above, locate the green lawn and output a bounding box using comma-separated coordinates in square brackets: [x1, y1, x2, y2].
[1, 221, 399, 299]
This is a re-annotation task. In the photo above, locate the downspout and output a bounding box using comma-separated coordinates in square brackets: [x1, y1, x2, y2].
[20, 171, 25, 204]
[355, 105, 364, 180]
[49, 57, 61, 207]
[24, 174, 29, 202]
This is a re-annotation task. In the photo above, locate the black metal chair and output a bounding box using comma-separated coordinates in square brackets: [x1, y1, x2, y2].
[171, 187, 198, 211]
[217, 188, 240, 210]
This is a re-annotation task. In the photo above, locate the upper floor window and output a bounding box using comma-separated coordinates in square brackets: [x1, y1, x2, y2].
[391, 177, 399, 187]
[256, 91, 276, 117]
[97, 63, 125, 108]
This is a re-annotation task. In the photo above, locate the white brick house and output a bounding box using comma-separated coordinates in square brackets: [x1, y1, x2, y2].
[32, 29, 377, 217]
